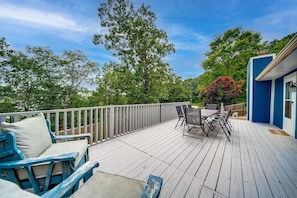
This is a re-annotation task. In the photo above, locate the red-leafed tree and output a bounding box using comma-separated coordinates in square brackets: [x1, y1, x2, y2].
[200, 76, 243, 105]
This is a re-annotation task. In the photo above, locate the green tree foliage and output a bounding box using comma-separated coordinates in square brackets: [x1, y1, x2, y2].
[265, 32, 297, 54]
[95, 62, 130, 105]
[0, 44, 99, 112]
[0, 38, 16, 112]
[161, 75, 190, 103]
[200, 76, 243, 105]
[26, 46, 65, 110]
[202, 27, 263, 80]
[93, 0, 175, 104]
[60, 50, 99, 108]
[199, 27, 264, 102]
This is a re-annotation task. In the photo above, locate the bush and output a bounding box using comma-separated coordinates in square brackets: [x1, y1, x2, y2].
[200, 76, 243, 105]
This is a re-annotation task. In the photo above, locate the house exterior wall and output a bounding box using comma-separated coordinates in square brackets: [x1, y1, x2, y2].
[247, 55, 273, 123]
[273, 77, 284, 128]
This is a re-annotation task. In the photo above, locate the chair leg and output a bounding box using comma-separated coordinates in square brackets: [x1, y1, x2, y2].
[220, 122, 231, 141]
[175, 117, 182, 128]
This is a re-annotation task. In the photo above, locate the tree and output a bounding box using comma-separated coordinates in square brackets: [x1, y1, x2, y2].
[95, 62, 130, 105]
[26, 46, 64, 110]
[160, 74, 190, 103]
[60, 50, 99, 108]
[3, 51, 40, 111]
[0, 38, 16, 112]
[203, 27, 263, 79]
[93, 0, 175, 104]
[265, 32, 297, 54]
[200, 76, 243, 105]
[1, 42, 99, 112]
[200, 27, 263, 102]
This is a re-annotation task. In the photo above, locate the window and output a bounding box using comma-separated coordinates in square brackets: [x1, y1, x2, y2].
[285, 81, 293, 119]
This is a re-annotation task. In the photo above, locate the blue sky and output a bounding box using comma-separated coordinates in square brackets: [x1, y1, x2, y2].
[0, 0, 296, 79]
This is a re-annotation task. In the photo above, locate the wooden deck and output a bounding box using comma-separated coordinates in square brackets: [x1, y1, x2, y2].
[89, 118, 297, 198]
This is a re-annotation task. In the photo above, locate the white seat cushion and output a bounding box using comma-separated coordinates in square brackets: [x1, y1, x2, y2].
[70, 171, 146, 198]
[0, 113, 52, 158]
[0, 179, 40, 198]
[16, 139, 89, 180]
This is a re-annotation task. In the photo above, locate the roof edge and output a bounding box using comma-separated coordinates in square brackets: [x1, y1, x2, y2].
[256, 34, 297, 81]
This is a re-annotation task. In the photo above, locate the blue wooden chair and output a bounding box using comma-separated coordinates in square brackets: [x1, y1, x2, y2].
[0, 113, 91, 195]
[0, 160, 163, 198]
[0, 160, 99, 198]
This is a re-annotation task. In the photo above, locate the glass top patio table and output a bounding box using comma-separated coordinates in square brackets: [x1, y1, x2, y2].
[201, 109, 218, 118]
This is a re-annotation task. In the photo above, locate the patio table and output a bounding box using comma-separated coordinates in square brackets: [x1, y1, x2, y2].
[201, 109, 218, 118]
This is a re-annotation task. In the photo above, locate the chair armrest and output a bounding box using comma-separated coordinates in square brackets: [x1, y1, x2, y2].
[0, 152, 78, 168]
[52, 133, 91, 142]
[141, 175, 163, 198]
[41, 161, 99, 198]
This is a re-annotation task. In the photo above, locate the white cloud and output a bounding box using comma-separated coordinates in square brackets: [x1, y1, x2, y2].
[0, 4, 87, 32]
[252, 9, 297, 40]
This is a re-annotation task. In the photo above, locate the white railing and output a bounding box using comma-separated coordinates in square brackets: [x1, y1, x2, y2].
[0, 102, 189, 145]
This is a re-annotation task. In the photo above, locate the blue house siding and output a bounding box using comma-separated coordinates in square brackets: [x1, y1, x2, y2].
[251, 56, 273, 123]
[252, 81, 271, 122]
[273, 77, 283, 128]
[247, 62, 251, 121]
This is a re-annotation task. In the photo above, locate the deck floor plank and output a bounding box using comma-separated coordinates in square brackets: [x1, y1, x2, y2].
[238, 120, 260, 198]
[229, 120, 244, 198]
[88, 119, 297, 198]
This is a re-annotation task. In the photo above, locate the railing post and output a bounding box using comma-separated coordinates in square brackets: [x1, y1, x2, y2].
[109, 106, 115, 139]
[160, 103, 162, 123]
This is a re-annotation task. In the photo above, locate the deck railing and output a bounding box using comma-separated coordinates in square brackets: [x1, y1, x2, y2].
[0, 102, 189, 144]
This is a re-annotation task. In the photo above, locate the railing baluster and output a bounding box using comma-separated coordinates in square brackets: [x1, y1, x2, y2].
[94, 108, 98, 143]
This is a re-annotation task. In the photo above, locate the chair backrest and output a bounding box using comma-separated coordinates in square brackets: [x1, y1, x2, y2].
[182, 105, 187, 115]
[0, 113, 52, 158]
[175, 106, 184, 118]
[225, 109, 232, 122]
[206, 103, 217, 110]
[185, 108, 202, 125]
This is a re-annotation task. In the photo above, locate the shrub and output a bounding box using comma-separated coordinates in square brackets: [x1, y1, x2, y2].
[200, 76, 243, 105]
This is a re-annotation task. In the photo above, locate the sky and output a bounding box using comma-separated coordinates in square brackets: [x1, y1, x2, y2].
[0, 0, 297, 80]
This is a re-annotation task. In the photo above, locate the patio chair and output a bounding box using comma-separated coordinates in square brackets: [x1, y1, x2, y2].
[175, 106, 185, 128]
[219, 109, 232, 138]
[0, 160, 163, 198]
[182, 104, 187, 114]
[183, 107, 205, 140]
[208, 110, 232, 141]
[0, 113, 91, 195]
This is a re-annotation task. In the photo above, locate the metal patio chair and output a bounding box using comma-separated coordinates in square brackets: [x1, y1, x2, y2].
[183, 107, 205, 140]
[175, 106, 185, 128]
[208, 109, 232, 141]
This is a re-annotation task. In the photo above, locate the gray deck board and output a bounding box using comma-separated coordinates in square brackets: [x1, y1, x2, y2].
[89, 118, 297, 198]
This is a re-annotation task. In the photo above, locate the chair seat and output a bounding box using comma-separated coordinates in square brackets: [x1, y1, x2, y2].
[71, 171, 146, 198]
[17, 139, 88, 180]
[0, 178, 40, 198]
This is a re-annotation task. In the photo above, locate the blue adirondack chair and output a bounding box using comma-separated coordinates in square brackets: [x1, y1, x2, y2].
[0, 113, 91, 195]
[0, 160, 99, 198]
[0, 160, 163, 198]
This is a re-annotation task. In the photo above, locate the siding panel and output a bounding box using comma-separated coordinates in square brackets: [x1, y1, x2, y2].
[252, 57, 273, 123]
[273, 77, 283, 128]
